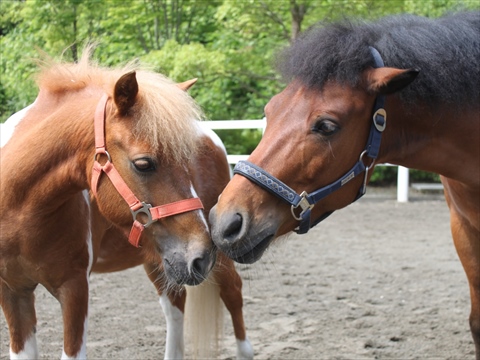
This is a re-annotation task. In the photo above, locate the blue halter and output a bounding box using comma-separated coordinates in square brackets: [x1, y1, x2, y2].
[233, 47, 387, 234]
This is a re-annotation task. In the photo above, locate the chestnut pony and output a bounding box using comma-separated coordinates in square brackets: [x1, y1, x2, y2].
[210, 12, 480, 357]
[1, 48, 252, 359]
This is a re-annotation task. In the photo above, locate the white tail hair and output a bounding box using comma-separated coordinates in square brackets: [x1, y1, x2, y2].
[184, 274, 224, 359]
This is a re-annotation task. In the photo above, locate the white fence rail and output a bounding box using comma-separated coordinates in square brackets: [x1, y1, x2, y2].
[203, 119, 412, 202]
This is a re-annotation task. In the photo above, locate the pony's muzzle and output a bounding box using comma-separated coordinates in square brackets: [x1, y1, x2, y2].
[209, 206, 248, 249]
[163, 247, 215, 286]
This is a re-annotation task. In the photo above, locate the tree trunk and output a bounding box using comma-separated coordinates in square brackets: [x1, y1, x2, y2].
[290, 0, 306, 41]
[71, 5, 78, 62]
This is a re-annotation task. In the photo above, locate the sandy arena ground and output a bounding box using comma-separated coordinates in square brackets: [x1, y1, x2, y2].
[0, 187, 474, 359]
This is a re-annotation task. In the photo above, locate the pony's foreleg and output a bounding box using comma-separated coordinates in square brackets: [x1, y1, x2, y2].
[0, 282, 39, 359]
[216, 254, 254, 360]
[160, 292, 186, 359]
[143, 262, 186, 360]
[450, 213, 480, 358]
[444, 180, 480, 359]
[56, 277, 89, 359]
[450, 213, 480, 359]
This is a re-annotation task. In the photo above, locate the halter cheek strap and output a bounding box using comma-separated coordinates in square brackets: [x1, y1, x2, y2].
[233, 47, 386, 234]
[91, 94, 204, 247]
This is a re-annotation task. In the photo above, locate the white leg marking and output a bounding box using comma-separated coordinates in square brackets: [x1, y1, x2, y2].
[83, 190, 94, 275]
[159, 293, 184, 360]
[237, 337, 254, 360]
[1, 102, 35, 148]
[9, 331, 38, 360]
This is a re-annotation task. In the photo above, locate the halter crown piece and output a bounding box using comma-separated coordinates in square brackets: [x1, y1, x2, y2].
[91, 94, 204, 247]
[233, 46, 387, 234]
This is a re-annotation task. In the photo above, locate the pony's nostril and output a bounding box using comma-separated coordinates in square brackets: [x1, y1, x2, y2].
[191, 254, 210, 280]
[223, 213, 243, 242]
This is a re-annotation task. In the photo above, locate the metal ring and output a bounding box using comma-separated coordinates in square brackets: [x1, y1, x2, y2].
[94, 150, 112, 165]
[359, 150, 375, 169]
[131, 202, 154, 228]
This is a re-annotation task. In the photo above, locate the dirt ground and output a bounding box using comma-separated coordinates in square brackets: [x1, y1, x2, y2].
[0, 187, 474, 359]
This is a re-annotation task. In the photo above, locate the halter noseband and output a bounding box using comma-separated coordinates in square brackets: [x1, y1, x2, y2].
[233, 47, 386, 234]
[91, 94, 204, 247]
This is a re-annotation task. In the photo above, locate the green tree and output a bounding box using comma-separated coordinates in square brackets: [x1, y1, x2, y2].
[0, 0, 223, 119]
[1, 0, 478, 171]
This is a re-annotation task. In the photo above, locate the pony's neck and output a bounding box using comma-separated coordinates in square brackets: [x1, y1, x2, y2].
[0, 91, 96, 212]
[379, 98, 479, 185]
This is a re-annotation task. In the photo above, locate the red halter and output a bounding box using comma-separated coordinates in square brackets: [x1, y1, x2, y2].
[91, 94, 204, 247]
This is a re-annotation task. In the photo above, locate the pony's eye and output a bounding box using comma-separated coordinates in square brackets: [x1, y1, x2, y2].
[312, 119, 340, 136]
[133, 158, 156, 172]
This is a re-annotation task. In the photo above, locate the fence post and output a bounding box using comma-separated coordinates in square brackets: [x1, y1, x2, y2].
[397, 166, 409, 202]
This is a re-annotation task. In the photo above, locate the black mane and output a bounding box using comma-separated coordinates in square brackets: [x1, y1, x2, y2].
[278, 12, 480, 107]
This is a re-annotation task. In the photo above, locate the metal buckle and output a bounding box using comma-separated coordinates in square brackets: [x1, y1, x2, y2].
[372, 108, 387, 132]
[131, 202, 154, 228]
[358, 151, 375, 195]
[290, 191, 314, 221]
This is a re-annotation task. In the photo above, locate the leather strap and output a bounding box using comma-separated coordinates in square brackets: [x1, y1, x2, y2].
[91, 94, 204, 247]
[150, 198, 204, 219]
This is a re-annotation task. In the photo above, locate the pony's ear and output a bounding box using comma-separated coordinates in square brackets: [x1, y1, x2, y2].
[114, 71, 138, 115]
[176, 78, 198, 91]
[365, 67, 419, 95]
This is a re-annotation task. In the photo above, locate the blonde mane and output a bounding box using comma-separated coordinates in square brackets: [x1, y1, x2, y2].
[36, 45, 204, 163]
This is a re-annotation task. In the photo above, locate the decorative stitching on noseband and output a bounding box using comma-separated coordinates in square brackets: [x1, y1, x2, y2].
[234, 161, 298, 204]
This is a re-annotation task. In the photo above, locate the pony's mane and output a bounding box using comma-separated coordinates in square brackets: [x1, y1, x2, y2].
[36, 45, 203, 163]
[278, 11, 480, 108]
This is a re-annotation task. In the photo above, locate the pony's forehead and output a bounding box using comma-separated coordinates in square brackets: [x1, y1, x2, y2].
[131, 73, 203, 162]
[36, 48, 203, 164]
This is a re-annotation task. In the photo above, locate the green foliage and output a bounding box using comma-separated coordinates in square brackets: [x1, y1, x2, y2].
[216, 129, 263, 156]
[369, 166, 441, 186]
[0, 0, 24, 36]
[411, 170, 441, 183]
[1, 0, 477, 184]
[369, 166, 398, 186]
